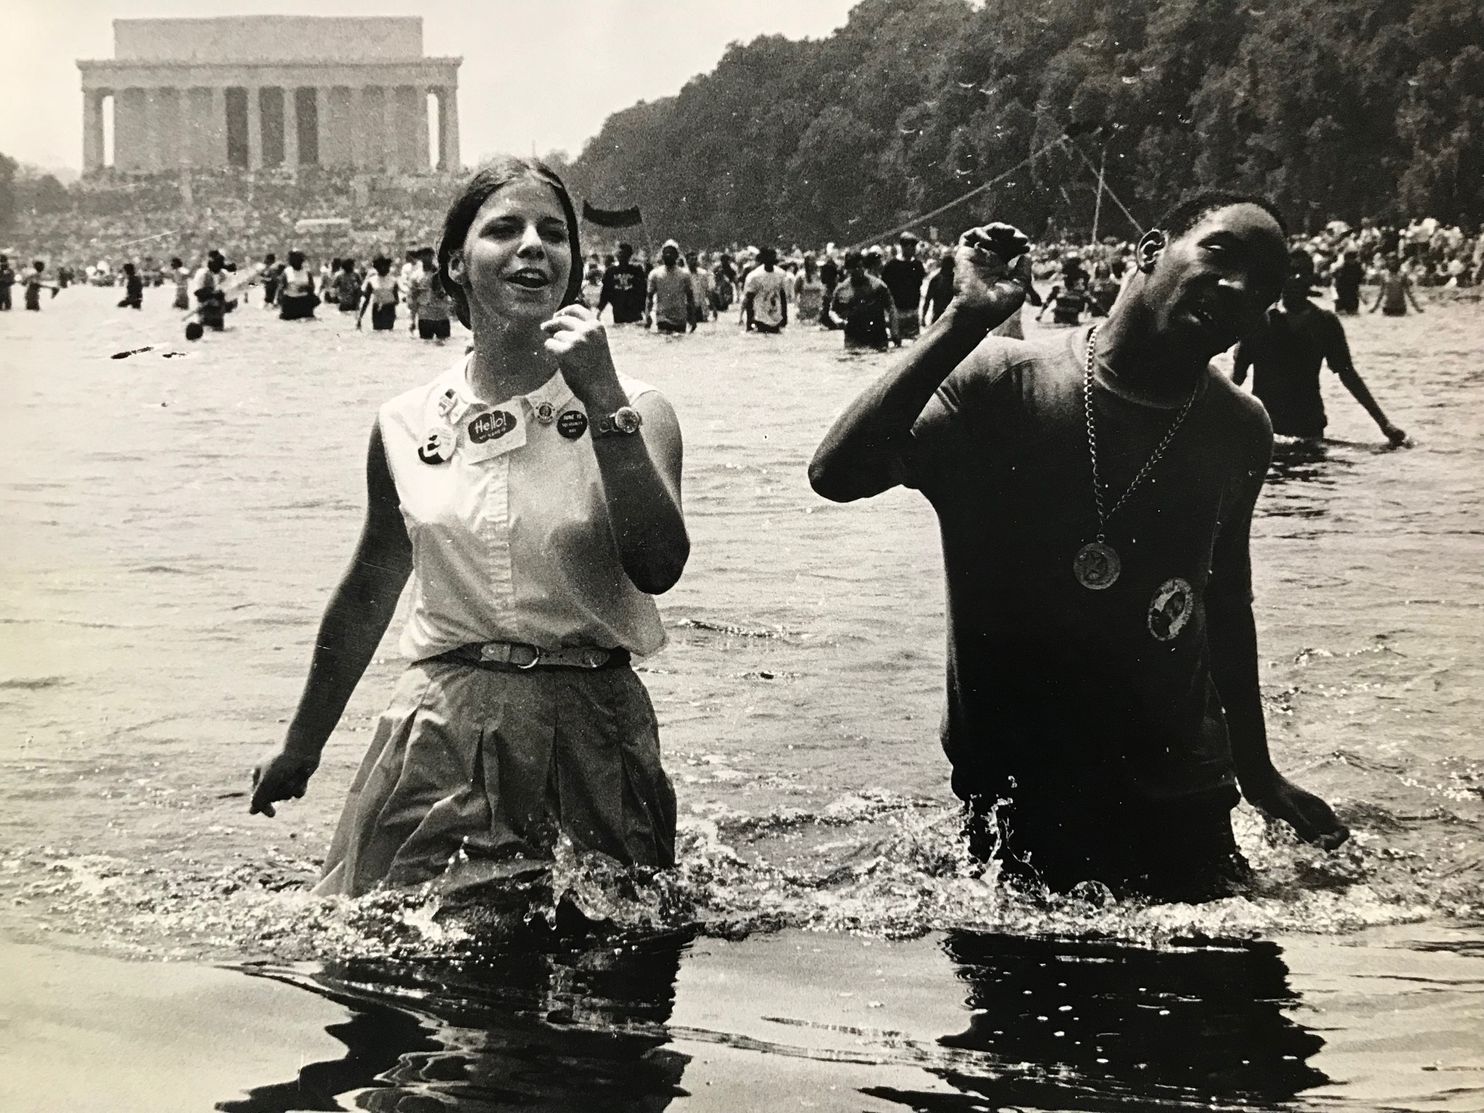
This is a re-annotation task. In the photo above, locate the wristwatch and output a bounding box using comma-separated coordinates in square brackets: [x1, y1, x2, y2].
[592, 406, 643, 437]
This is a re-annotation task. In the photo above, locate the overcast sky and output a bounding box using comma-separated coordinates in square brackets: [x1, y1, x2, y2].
[8, 0, 861, 174]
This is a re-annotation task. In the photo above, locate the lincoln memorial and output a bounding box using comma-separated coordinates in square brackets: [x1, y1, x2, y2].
[77, 16, 460, 174]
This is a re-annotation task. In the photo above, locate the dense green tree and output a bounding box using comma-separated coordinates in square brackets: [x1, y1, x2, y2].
[569, 0, 1484, 243]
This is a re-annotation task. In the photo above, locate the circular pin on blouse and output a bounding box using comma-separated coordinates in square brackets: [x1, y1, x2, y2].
[1073, 541, 1121, 590]
[557, 410, 588, 439]
[533, 400, 556, 425]
[418, 426, 457, 465]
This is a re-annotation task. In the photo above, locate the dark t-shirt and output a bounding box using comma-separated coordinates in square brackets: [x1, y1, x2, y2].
[1332, 260, 1363, 300]
[1234, 304, 1353, 438]
[923, 270, 955, 322]
[600, 262, 647, 323]
[881, 257, 927, 311]
[899, 327, 1270, 832]
[831, 276, 895, 349]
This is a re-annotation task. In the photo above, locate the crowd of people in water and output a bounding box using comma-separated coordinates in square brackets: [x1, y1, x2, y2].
[7, 213, 1478, 352]
[6, 152, 1474, 908]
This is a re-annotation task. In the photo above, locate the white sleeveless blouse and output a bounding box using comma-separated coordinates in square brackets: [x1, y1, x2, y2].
[378, 358, 668, 661]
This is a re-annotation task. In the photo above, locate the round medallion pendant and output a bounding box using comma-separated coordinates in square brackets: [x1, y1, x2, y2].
[1073, 541, 1121, 590]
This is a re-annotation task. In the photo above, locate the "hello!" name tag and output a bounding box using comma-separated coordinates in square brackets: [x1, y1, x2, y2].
[460, 408, 526, 462]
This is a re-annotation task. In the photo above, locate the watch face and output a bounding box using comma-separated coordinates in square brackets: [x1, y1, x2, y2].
[614, 407, 642, 433]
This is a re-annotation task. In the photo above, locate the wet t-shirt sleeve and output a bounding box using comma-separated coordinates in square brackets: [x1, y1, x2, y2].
[899, 337, 1018, 497]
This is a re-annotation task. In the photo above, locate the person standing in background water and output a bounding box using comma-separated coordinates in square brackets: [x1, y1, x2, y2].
[23, 261, 48, 311]
[0, 255, 14, 311]
[1331, 250, 1364, 315]
[170, 257, 190, 309]
[1371, 255, 1425, 316]
[249, 157, 690, 898]
[743, 246, 789, 334]
[406, 246, 454, 344]
[598, 242, 647, 325]
[117, 262, 143, 309]
[1234, 251, 1407, 446]
[795, 253, 827, 324]
[881, 233, 927, 340]
[357, 255, 400, 332]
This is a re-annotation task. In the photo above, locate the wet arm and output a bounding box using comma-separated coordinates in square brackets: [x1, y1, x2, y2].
[1406, 280, 1425, 312]
[1328, 323, 1396, 433]
[280, 422, 412, 759]
[809, 299, 1013, 502]
[1207, 442, 1348, 846]
[587, 388, 689, 594]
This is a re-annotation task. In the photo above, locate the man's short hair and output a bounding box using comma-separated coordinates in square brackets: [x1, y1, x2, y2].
[843, 249, 865, 270]
[617, 242, 633, 254]
[1154, 192, 1288, 242]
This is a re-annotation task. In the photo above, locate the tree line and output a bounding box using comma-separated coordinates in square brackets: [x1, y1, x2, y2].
[564, 0, 1484, 246]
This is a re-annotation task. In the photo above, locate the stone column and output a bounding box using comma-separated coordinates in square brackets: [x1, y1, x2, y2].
[246, 86, 263, 169]
[153, 88, 181, 171]
[383, 86, 399, 171]
[115, 87, 145, 172]
[83, 90, 105, 173]
[211, 86, 228, 168]
[284, 87, 300, 169]
[352, 86, 373, 169]
[141, 89, 161, 172]
[413, 87, 430, 172]
[439, 87, 460, 172]
[314, 86, 330, 166]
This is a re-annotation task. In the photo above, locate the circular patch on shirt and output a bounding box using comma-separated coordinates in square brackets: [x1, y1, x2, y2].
[417, 426, 456, 465]
[468, 410, 517, 444]
[1148, 577, 1194, 642]
[533, 400, 556, 425]
[557, 410, 588, 439]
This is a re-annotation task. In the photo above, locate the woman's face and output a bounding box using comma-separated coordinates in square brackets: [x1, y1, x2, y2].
[455, 177, 573, 324]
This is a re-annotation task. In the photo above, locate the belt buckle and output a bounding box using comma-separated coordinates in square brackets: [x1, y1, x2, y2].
[510, 644, 541, 669]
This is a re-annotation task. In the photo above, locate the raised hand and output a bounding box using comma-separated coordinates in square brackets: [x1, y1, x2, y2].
[540, 303, 623, 407]
[952, 223, 1032, 325]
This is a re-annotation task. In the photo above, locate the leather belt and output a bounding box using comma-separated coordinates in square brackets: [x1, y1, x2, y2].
[434, 641, 630, 672]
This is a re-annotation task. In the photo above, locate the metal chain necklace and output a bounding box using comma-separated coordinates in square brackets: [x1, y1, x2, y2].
[1073, 325, 1200, 590]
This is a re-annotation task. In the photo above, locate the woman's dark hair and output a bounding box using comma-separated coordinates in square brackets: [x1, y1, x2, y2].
[373, 255, 392, 275]
[287, 250, 306, 269]
[436, 156, 583, 328]
[340, 257, 356, 273]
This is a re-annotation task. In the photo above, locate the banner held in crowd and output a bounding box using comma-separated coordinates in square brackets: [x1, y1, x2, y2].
[582, 201, 644, 228]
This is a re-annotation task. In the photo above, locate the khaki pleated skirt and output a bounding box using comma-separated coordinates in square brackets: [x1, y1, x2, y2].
[315, 659, 676, 898]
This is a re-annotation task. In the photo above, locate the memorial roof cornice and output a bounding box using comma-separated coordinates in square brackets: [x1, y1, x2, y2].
[78, 57, 462, 68]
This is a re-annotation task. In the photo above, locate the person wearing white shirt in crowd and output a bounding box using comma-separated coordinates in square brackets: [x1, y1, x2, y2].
[743, 246, 789, 333]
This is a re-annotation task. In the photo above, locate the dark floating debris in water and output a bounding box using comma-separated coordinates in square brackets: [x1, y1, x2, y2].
[111, 344, 189, 360]
[676, 616, 794, 639]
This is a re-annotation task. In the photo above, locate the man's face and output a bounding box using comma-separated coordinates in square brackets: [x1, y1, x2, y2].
[617, 246, 632, 264]
[1142, 203, 1286, 353]
[662, 245, 679, 266]
[1280, 274, 1313, 310]
[900, 239, 917, 259]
